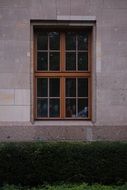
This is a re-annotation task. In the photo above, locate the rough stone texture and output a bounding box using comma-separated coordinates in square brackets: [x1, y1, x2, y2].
[0, 0, 127, 141]
[0, 125, 35, 142]
[0, 124, 126, 142]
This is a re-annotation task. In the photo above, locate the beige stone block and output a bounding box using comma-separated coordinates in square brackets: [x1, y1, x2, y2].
[0, 0, 31, 8]
[30, 0, 56, 19]
[97, 73, 127, 90]
[96, 103, 127, 125]
[15, 89, 30, 105]
[0, 89, 14, 105]
[102, 9, 127, 27]
[0, 106, 30, 121]
[0, 73, 30, 89]
[70, 0, 90, 16]
[102, 55, 127, 73]
[104, 0, 127, 9]
[56, 0, 71, 16]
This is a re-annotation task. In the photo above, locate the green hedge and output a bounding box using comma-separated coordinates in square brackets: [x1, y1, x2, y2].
[0, 142, 127, 186]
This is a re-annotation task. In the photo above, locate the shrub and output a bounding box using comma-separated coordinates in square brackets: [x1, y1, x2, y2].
[0, 142, 127, 186]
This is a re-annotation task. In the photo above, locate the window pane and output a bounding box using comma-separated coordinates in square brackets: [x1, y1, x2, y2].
[78, 32, 88, 50]
[78, 99, 88, 118]
[37, 32, 48, 50]
[66, 99, 76, 117]
[49, 78, 60, 97]
[37, 78, 48, 97]
[78, 52, 88, 71]
[37, 99, 48, 117]
[66, 78, 76, 97]
[50, 99, 60, 117]
[50, 52, 60, 71]
[37, 52, 48, 70]
[66, 52, 76, 70]
[66, 32, 76, 50]
[78, 78, 88, 97]
[49, 32, 60, 50]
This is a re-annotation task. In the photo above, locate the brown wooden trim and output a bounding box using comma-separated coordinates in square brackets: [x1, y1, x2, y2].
[89, 30, 92, 120]
[36, 117, 91, 120]
[61, 77, 65, 118]
[35, 72, 90, 77]
[34, 77, 37, 119]
[34, 34, 37, 120]
[60, 32, 65, 71]
[34, 29, 92, 120]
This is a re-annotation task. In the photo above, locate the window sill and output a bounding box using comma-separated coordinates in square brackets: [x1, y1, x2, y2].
[33, 120, 94, 127]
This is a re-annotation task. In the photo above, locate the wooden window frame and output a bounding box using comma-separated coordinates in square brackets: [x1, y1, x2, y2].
[34, 28, 92, 120]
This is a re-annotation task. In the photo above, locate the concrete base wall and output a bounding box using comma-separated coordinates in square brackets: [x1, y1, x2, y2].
[0, 123, 127, 142]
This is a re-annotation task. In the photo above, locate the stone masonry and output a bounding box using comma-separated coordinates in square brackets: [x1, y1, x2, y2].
[0, 0, 127, 141]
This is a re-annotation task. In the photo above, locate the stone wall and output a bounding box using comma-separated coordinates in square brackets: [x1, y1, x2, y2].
[0, 0, 127, 141]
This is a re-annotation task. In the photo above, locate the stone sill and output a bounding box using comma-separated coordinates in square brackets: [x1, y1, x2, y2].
[0, 121, 94, 127]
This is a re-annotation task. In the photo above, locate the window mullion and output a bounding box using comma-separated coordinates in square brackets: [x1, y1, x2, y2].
[88, 31, 91, 72]
[60, 77, 65, 118]
[76, 33, 78, 71]
[60, 32, 65, 118]
[34, 33, 37, 72]
[88, 32, 91, 119]
[48, 78, 49, 118]
[76, 78, 78, 117]
[48, 33, 50, 71]
[60, 32, 65, 72]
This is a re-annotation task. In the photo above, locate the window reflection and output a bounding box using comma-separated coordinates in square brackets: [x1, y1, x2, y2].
[78, 32, 88, 50]
[66, 78, 76, 97]
[66, 52, 76, 70]
[37, 52, 48, 71]
[66, 99, 76, 117]
[37, 32, 48, 50]
[49, 32, 60, 50]
[66, 32, 76, 50]
[50, 99, 60, 117]
[78, 52, 88, 71]
[78, 78, 88, 97]
[78, 99, 88, 118]
[37, 99, 48, 117]
[50, 78, 60, 97]
[50, 52, 60, 71]
[37, 78, 48, 97]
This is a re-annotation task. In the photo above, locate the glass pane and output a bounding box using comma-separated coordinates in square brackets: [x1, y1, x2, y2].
[66, 52, 76, 70]
[66, 32, 76, 50]
[50, 52, 60, 71]
[37, 33, 48, 50]
[66, 78, 76, 97]
[37, 78, 48, 97]
[78, 99, 88, 118]
[37, 52, 48, 70]
[78, 78, 88, 97]
[49, 99, 60, 117]
[78, 52, 88, 70]
[37, 99, 48, 117]
[66, 99, 76, 117]
[49, 32, 60, 50]
[49, 78, 60, 97]
[78, 32, 88, 50]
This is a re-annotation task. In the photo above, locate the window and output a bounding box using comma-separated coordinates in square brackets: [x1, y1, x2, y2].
[34, 28, 92, 120]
